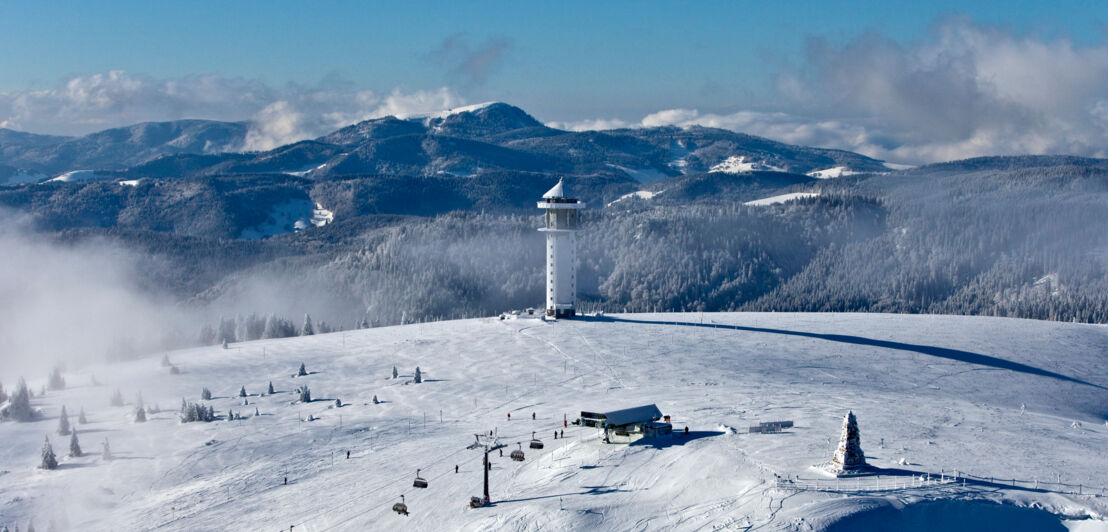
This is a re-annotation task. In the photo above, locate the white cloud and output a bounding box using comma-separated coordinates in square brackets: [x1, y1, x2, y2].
[0, 70, 467, 151]
[567, 19, 1108, 165]
[545, 118, 631, 131]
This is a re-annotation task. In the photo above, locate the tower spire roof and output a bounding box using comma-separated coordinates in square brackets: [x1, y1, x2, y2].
[542, 179, 566, 199]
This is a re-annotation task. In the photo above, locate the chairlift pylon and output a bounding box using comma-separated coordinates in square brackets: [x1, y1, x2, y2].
[392, 494, 409, 516]
[413, 468, 428, 488]
[510, 442, 525, 462]
[529, 431, 544, 450]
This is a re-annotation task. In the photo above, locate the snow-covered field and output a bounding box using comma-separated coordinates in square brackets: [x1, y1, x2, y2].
[2, 313, 1107, 531]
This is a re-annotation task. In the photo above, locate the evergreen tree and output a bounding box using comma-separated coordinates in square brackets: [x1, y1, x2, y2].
[161, 354, 172, 367]
[135, 407, 146, 423]
[373, 395, 379, 404]
[267, 381, 275, 394]
[78, 407, 87, 424]
[109, 389, 124, 407]
[414, 367, 422, 384]
[69, 430, 82, 457]
[298, 386, 311, 403]
[254, 407, 259, 416]
[0, 381, 6, 403]
[239, 386, 247, 398]
[301, 314, 314, 336]
[47, 367, 65, 391]
[392, 366, 398, 379]
[7, 378, 34, 422]
[40, 436, 57, 470]
[134, 392, 144, 411]
[56, 405, 71, 435]
[228, 409, 233, 421]
[101, 439, 112, 461]
[297, 363, 307, 377]
[335, 399, 342, 408]
[201, 387, 212, 400]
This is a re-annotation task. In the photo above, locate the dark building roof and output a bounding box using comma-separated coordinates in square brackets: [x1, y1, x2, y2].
[602, 404, 663, 427]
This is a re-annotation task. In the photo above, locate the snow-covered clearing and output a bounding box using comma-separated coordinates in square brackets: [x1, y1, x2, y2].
[607, 164, 669, 183]
[239, 199, 331, 239]
[744, 192, 822, 206]
[2, 313, 1106, 530]
[118, 179, 143, 187]
[46, 170, 104, 183]
[807, 166, 857, 179]
[606, 190, 660, 207]
[710, 156, 785, 174]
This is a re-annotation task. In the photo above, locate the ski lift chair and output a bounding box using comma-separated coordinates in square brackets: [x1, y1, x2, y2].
[413, 469, 428, 488]
[510, 442, 525, 462]
[392, 495, 409, 516]
[529, 432, 544, 450]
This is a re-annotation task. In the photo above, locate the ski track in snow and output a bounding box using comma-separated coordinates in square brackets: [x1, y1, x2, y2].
[1, 313, 1107, 530]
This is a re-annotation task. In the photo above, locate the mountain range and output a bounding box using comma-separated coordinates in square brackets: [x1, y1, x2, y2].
[0, 102, 1105, 329]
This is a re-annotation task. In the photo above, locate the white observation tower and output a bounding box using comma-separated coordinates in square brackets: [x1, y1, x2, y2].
[538, 179, 584, 319]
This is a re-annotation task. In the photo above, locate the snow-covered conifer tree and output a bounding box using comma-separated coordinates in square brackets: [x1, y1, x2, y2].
[78, 407, 87, 424]
[239, 386, 247, 398]
[201, 387, 212, 400]
[0, 381, 6, 403]
[47, 367, 65, 391]
[298, 363, 307, 377]
[301, 314, 314, 336]
[56, 406, 71, 435]
[414, 367, 422, 384]
[69, 430, 82, 457]
[40, 436, 57, 470]
[267, 381, 275, 394]
[227, 409, 233, 421]
[135, 407, 146, 423]
[335, 399, 341, 407]
[8, 378, 34, 421]
[134, 392, 144, 411]
[298, 386, 311, 403]
[161, 354, 172, 367]
[373, 395, 379, 404]
[101, 439, 112, 461]
[109, 389, 124, 407]
[392, 366, 398, 379]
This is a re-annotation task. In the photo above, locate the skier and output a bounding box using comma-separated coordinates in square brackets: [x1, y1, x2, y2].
[532, 412, 536, 420]
[554, 430, 558, 440]
[507, 412, 511, 421]
[455, 464, 459, 473]
[684, 426, 689, 435]
[346, 451, 350, 459]
[560, 429, 564, 438]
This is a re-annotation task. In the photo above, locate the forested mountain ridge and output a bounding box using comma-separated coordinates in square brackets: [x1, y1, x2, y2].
[0, 103, 1105, 329]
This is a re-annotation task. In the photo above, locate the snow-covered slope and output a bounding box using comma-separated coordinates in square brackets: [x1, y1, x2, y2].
[2, 313, 1106, 530]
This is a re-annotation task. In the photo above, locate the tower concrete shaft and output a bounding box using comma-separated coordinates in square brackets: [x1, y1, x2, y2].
[538, 180, 584, 318]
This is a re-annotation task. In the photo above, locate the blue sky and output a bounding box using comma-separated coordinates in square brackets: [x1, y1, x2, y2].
[2, 1, 1108, 163]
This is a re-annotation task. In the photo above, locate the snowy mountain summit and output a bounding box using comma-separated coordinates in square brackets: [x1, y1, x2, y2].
[2, 312, 1106, 530]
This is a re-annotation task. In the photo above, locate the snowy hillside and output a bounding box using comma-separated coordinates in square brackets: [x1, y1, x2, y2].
[2, 313, 1107, 531]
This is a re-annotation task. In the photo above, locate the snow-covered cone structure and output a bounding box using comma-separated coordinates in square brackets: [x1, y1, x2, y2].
[538, 179, 584, 318]
[826, 411, 867, 475]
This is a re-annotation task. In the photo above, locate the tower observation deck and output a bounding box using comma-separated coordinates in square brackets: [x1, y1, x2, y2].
[537, 179, 584, 318]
